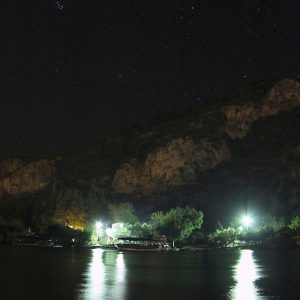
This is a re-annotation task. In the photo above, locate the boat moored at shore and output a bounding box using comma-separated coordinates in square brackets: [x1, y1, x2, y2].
[115, 237, 167, 252]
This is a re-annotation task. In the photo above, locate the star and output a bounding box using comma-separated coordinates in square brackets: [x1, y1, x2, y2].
[56, 1, 64, 11]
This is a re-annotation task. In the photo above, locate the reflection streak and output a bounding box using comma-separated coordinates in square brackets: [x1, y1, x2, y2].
[80, 249, 105, 299]
[111, 253, 126, 299]
[230, 250, 263, 300]
[79, 249, 126, 300]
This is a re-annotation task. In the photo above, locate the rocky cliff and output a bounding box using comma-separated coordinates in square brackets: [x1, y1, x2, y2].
[0, 78, 300, 227]
[0, 159, 56, 197]
[224, 79, 300, 138]
[0, 159, 23, 179]
[112, 79, 300, 195]
[112, 137, 230, 195]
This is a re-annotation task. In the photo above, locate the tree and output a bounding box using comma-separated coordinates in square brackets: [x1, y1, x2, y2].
[288, 216, 300, 242]
[288, 216, 300, 230]
[108, 202, 138, 224]
[150, 206, 203, 247]
[260, 216, 286, 234]
[54, 188, 87, 231]
[208, 226, 241, 248]
[130, 222, 152, 238]
[184, 229, 205, 246]
[85, 190, 110, 230]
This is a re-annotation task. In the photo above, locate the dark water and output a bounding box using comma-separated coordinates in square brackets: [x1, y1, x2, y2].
[0, 247, 299, 300]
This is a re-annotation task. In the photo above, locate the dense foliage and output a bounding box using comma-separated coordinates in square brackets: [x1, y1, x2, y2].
[208, 226, 241, 247]
[108, 202, 138, 224]
[150, 207, 204, 246]
[288, 216, 300, 231]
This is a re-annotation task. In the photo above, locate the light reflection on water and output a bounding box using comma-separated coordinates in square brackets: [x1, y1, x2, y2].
[77, 249, 280, 300]
[78, 249, 126, 300]
[230, 249, 264, 300]
[1, 246, 300, 299]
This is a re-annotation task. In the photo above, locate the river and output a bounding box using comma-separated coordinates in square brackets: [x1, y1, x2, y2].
[0, 246, 299, 299]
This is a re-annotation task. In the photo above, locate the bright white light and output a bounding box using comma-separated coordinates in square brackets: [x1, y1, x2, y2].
[96, 221, 102, 232]
[105, 227, 114, 238]
[242, 216, 253, 227]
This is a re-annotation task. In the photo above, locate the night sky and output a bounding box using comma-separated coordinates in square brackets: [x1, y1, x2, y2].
[1, 0, 300, 157]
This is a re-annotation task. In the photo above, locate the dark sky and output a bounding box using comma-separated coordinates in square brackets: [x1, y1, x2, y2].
[1, 0, 300, 157]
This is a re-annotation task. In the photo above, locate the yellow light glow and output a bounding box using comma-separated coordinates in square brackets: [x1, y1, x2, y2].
[67, 224, 84, 231]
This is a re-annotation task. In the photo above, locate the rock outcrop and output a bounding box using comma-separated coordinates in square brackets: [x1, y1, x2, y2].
[224, 79, 300, 139]
[0, 80, 299, 200]
[1, 78, 300, 228]
[0, 159, 23, 179]
[112, 137, 230, 195]
[112, 79, 300, 195]
[0, 159, 56, 197]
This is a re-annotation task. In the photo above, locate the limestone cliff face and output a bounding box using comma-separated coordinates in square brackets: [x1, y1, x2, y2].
[0, 159, 56, 197]
[0, 159, 23, 179]
[224, 79, 300, 139]
[112, 79, 300, 196]
[1, 79, 299, 200]
[112, 137, 230, 195]
[0, 79, 300, 227]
